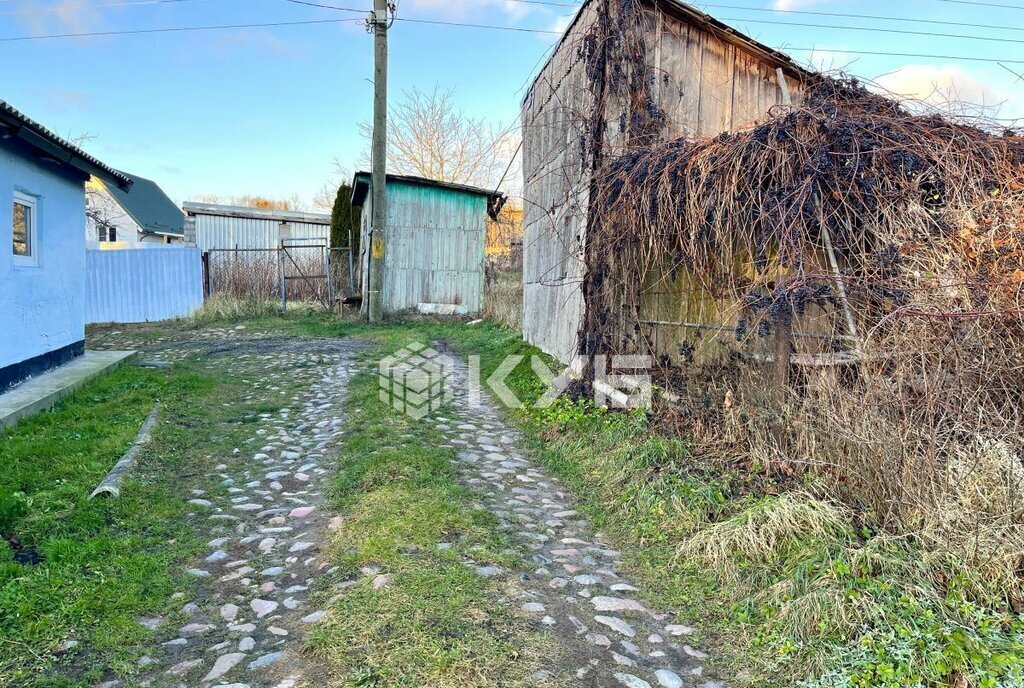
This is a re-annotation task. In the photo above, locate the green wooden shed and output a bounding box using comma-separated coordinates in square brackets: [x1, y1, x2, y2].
[351, 172, 504, 316]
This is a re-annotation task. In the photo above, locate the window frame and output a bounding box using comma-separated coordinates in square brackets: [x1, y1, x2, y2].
[12, 191, 39, 267]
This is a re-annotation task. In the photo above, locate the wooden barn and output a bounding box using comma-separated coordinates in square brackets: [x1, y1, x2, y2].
[521, 0, 812, 363]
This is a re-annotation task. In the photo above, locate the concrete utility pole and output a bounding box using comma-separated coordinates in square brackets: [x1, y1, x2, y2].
[367, 0, 389, 322]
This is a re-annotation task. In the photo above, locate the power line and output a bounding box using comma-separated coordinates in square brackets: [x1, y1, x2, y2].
[501, 0, 1024, 10]
[275, 0, 564, 33]
[281, 0, 1024, 41]
[0, 17, 362, 42]
[280, 0, 365, 12]
[716, 15, 1024, 45]
[394, 16, 560, 33]
[0, 0, 207, 16]
[787, 46, 1024, 64]
[693, 3, 1024, 34]
[5, 6, 1024, 65]
[500, 0, 578, 5]
[932, 0, 1024, 10]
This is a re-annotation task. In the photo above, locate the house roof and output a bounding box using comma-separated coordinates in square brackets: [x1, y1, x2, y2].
[0, 98, 132, 190]
[101, 172, 184, 237]
[351, 172, 505, 218]
[524, 0, 813, 105]
[182, 201, 331, 225]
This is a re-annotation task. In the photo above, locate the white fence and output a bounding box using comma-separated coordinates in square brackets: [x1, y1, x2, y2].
[86, 248, 204, 324]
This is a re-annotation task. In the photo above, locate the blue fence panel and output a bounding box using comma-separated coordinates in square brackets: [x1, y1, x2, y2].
[85, 248, 204, 324]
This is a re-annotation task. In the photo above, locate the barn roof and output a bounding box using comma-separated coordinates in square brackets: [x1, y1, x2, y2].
[100, 172, 184, 237]
[182, 201, 331, 225]
[351, 172, 506, 219]
[524, 0, 813, 105]
[350, 172, 502, 206]
[0, 98, 132, 190]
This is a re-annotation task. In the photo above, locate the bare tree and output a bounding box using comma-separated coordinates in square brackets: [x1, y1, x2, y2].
[359, 85, 514, 189]
[312, 158, 354, 211]
[312, 182, 337, 211]
[195, 193, 307, 211]
[86, 180, 127, 243]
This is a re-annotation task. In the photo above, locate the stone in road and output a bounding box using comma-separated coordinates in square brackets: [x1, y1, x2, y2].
[428, 356, 725, 688]
[116, 337, 359, 688]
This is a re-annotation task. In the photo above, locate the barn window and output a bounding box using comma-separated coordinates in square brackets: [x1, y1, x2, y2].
[13, 191, 38, 265]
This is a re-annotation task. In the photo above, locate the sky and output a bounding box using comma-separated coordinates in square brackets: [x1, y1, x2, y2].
[2, 0, 1023, 208]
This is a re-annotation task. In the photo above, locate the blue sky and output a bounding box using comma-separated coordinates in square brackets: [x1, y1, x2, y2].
[2, 0, 1022, 207]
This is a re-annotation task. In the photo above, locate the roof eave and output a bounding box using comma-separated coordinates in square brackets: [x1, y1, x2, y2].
[350, 171, 502, 204]
[0, 105, 132, 190]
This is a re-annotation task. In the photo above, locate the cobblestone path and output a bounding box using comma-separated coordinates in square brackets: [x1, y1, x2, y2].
[88, 326, 721, 688]
[425, 360, 724, 688]
[107, 338, 359, 688]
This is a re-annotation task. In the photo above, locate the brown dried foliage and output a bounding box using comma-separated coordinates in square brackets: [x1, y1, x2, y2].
[590, 75, 1024, 599]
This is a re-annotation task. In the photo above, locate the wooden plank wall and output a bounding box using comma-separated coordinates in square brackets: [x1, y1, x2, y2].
[520, 2, 600, 363]
[521, 0, 806, 363]
[626, 8, 805, 362]
[382, 183, 487, 315]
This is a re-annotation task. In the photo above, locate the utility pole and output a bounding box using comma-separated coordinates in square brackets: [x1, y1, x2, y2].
[366, 0, 389, 322]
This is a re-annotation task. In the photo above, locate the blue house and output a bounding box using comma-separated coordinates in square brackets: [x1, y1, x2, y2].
[1, 98, 132, 392]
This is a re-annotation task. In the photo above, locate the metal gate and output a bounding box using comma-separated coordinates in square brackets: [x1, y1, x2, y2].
[203, 244, 356, 312]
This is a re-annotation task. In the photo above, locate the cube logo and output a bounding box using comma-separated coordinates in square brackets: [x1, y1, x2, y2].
[379, 343, 455, 419]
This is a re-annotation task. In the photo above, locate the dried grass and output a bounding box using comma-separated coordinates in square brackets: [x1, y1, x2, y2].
[484, 271, 523, 331]
[588, 73, 1024, 602]
[206, 249, 334, 303]
[677, 492, 851, 584]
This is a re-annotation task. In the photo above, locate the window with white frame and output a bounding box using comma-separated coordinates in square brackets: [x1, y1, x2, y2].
[12, 192, 38, 265]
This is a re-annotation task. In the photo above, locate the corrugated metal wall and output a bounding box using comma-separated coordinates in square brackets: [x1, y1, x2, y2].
[85, 248, 204, 324]
[362, 182, 486, 314]
[193, 215, 329, 251]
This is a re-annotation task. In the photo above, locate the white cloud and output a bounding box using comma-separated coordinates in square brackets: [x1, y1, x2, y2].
[874, 64, 1024, 123]
[19, 0, 105, 35]
[773, 0, 833, 9]
[548, 11, 576, 35]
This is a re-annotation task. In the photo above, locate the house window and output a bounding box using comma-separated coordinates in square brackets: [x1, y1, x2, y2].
[13, 192, 37, 265]
[96, 221, 117, 243]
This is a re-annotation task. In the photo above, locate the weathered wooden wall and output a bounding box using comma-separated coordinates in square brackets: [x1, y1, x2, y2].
[521, 0, 807, 363]
[521, 2, 600, 363]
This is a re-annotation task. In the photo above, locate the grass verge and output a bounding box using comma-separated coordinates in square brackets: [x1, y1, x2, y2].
[306, 340, 550, 687]
[0, 351, 294, 687]
[268, 313, 1024, 688]
[82, 308, 1024, 687]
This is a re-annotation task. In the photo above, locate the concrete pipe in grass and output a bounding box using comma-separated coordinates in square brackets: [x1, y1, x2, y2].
[90, 404, 160, 499]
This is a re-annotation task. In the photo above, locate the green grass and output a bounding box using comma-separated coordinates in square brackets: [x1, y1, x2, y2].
[73, 310, 1024, 687]
[0, 353, 298, 687]
[254, 312, 1024, 688]
[306, 344, 550, 687]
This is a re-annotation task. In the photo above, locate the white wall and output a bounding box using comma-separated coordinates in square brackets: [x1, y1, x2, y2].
[86, 181, 143, 247]
[0, 140, 87, 370]
[85, 182, 180, 249]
